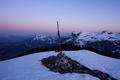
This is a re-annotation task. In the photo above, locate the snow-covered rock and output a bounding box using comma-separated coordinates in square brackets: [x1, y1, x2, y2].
[67, 31, 120, 46]
[0, 50, 120, 80]
[31, 34, 55, 43]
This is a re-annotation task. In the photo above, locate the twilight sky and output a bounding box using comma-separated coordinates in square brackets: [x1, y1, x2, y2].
[0, 0, 120, 32]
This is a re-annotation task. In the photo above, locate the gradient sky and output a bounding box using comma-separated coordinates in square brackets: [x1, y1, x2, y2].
[0, 0, 120, 32]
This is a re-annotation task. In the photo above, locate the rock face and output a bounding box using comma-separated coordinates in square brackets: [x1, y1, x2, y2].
[41, 51, 89, 73]
[41, 52, 117, 80]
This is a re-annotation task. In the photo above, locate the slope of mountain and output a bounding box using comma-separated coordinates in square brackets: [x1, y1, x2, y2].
[0, 31, 120, 61]
[24, 34, 55, 48]
[0, 34, 56, 61]
[64, 31, 120, 59]
[0, 50, 120, 80]
[66, 31, 120, 46]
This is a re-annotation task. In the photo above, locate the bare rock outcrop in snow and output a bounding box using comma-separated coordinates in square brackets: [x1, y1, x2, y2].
[41, 52, 117, 80]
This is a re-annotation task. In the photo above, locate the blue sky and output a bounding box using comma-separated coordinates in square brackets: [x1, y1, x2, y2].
[0, 0, 120, 32]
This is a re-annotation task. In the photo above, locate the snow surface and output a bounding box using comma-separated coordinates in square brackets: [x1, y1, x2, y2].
[0, 50, 120, 80]
[30, 34, 55, 44]
[32, 34, 50, 41]
[76, 32, 120, 41]
[69, 32, 120, 46]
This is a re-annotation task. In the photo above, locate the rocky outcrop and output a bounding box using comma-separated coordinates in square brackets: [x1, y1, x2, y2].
[41, 52, 117, 80]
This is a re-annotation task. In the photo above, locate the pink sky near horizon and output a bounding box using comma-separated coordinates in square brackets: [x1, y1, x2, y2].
[0, 23, 120, 32]
[0, 0, 120, 33]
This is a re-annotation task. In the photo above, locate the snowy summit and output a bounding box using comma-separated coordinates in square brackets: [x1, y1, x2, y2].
[0, 50, 120, 80]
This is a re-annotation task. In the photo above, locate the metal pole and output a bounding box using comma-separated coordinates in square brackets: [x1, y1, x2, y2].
[57, 21, 60, 39]
[57, 21, 61, 51]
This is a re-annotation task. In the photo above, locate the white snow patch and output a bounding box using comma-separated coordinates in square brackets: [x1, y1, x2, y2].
[0, 50, 120, 80]
[71, 32, 120, 43]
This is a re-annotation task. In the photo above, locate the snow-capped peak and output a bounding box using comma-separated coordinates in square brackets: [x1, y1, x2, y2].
[32, 34, 50, 41]
[71, 31, 120, 42]
[65, 31, 120, 47]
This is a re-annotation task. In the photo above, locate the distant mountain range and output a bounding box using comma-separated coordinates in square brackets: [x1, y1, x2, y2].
[0, 31, 120, 61]
[64, 31, 120, 58]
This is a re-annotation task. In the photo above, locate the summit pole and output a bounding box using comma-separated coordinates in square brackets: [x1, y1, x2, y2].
[56, 21, 62, 51]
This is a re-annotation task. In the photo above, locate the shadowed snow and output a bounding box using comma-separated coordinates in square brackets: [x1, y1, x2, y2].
[0, 50, 120, 80]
